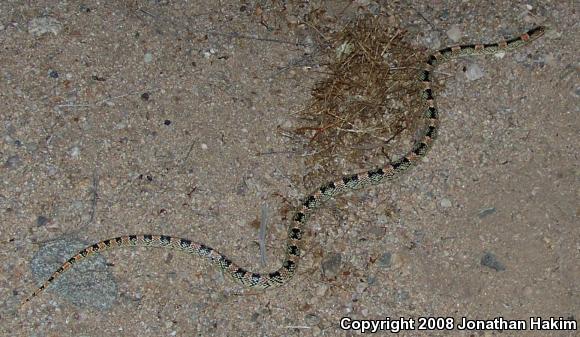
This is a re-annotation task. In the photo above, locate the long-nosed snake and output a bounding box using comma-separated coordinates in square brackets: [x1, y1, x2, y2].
[22, 26, 546, 305]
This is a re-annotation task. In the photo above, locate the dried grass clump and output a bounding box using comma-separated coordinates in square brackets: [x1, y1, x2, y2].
[298, 17, 430, 188]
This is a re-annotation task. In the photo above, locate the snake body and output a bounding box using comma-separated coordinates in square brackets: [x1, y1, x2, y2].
[22, 26, 546, 304]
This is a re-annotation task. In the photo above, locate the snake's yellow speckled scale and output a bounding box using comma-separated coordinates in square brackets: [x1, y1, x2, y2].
[22, 26, 546, 305]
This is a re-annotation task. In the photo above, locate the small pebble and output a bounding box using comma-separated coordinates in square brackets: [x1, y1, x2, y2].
[494, 51, 507, 60]
[321, 253, 342, 278]
[480, 252, 506, 271]
[446, 25, 463, 42]
[355, 281, 368, 294]
[236, 179, 248, 196]
[390, 252, 409, 270]
[28, 17, 62, 36]
[378, 252, 392, 268]
[201, 143, 208, 150]
[440, 198, 452, 208]
[465, 63, 484, 81]
[281, 119, 293, 129]
[366, 1, 381, 15]
[315, 284, 328, 297]
[143, 53, 153, 63]
[36, 215, 50, 227]
[543, 53, 557, 67]
[478, 207, 496, 218]
[426, 31, 442, 50]
[304, 313, 321, 326]
[69, 146, 81, 158]
[311, 327, 322, 335]
[188, 301, 209, 321]
[202, 48, 217, 59]
[49, 70, 59, 78]
[4, 155, 21, 169]
[286, 15, 299, 25]
[47, 165, 58, 175]
[355, 0, 371, 6]
[396, 289, 410, 302]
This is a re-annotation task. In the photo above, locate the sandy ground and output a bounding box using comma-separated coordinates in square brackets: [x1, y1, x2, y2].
[1, 1, 578, 336]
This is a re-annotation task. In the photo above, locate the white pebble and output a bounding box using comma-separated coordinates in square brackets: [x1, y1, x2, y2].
[440, 198, 452, 208]
[69, 146, 81, 158]
[202, 48, 217, 59]
[28, 17, 62, 36]
[493, 51, 507, 59]
[143, 53, 153, 63]
[446, 25, 463, 43]
[426, 31, 442, 50]
[281, 120, 293, 129]
[543, 53, 557, 67]
[465, 63, 484, 81]
[354, 0, 371, 6]
[201, 143, 208, 150]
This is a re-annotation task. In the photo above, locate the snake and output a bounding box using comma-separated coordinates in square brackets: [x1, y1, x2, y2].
[22, 26, 546, 305]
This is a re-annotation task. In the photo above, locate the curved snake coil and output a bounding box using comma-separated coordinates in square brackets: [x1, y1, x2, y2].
[22, 26, 546, 305]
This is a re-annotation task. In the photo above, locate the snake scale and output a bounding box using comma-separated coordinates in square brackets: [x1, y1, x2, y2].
[22, 26, 546, 305]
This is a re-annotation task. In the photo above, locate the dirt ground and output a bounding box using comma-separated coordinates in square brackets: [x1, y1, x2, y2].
[1, 1, 578, 336]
